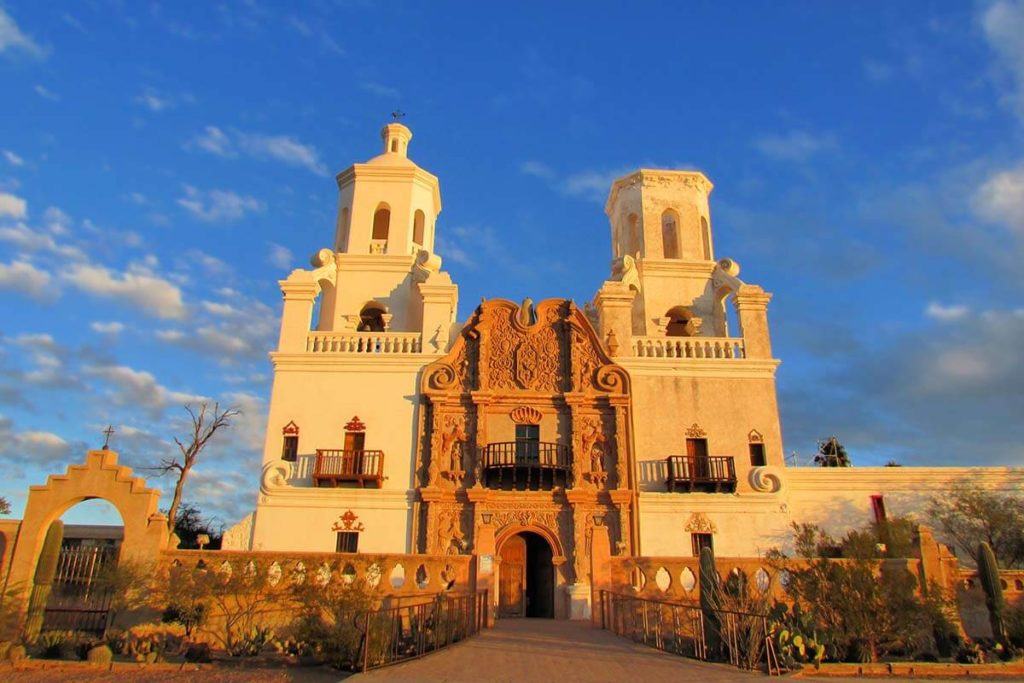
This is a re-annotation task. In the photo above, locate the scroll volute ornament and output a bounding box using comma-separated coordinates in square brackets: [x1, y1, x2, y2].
[510, 406, 542, 424]
[685, 423, 706, 438]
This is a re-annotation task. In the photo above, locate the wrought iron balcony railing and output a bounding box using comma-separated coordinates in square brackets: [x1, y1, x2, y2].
[314, 449, 384, 488]
[665, 455, 737, 493]
[481, 441, 570, 491]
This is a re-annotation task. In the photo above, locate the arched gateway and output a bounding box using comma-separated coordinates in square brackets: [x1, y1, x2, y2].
[413, 298, 637, 619]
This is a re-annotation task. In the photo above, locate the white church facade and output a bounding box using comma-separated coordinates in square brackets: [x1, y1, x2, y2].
[224, 122, 1024, 617]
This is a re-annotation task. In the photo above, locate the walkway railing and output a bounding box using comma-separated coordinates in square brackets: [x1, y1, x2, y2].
[358, 590, 489, 672]
[597, 590, 780, 675]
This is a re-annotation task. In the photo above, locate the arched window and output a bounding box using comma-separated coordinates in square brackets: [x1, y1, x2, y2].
[390, 139, 398, 153]
[358, 303, 387, 332]
[665, 306, 691, 337]
[627, 213, 640, 258]
[338, 207, 350, 251]
[372, 205, 391, 241]
[701, 216, 712, 260]
[413, 210, 425, 246]
[661, 210, 680, 259]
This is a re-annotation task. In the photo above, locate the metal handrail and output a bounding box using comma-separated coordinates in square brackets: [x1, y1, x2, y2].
[314, 449, 385, 485]
[666, 455, 736, 492]
[358, 590, 489, 672]
[481, 441, 570, 469]
[597, 590, 780, 675]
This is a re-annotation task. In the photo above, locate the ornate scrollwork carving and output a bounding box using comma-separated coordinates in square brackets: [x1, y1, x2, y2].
[685, 423, 707, 438]
[749, 466, 784, 493]
[748, 429, 764, 443]
[595, 365, 627, 394]
[684, 512, 717, 534]
[260, 461, 289, 491]
[509, 406, 542, 424]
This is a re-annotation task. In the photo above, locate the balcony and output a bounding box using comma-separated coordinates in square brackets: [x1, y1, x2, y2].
[306, 331, 422, 354]
[313, 449, 384, 488]
[665, 455, 736, 493]
[632, 336, 745, 359]
[481, 441, 570, 491]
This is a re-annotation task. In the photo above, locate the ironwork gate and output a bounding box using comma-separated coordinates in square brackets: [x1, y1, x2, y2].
[42, 544, 119, 634]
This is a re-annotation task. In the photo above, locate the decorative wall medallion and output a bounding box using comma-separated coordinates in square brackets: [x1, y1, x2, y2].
[685, 423, 706, 438]
[684, 512, 716, 534]
[748, 429, 764, 443]
[331, 509, 365, 533]
[345, 416, 366, 432]
[510, 406, 543, 424]
[282, 420, 299, 435]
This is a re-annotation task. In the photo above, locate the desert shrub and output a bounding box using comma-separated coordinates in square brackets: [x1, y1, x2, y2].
[227, 624, 273, 657]
[1007, 605, 1024, 648]
[285, 576, 373, 668]
[35, 630, 73, 659]
[111, 621, 186, 661]
[162, 602, 207, 637]
[767, 521, 956, 663]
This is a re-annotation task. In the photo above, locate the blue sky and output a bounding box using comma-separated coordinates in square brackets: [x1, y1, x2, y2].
[1, 1, 1023, 527]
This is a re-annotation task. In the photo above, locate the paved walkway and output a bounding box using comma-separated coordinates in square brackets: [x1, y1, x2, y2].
[351, 618, 757, 682]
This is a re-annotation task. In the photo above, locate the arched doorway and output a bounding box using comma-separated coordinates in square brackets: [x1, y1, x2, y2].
[39, 498, 124, 635]
[498, 531, 554, 618]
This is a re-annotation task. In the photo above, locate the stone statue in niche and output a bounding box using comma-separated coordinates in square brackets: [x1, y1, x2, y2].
[436, 507, 467, 555]
[576, 416, 608, 488]
[437, 415, 469, 486]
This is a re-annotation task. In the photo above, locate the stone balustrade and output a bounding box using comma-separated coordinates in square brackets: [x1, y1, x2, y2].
[306, 331, 422, 354]
[631, 336, 745, 359]
[160, 549, 473, 597]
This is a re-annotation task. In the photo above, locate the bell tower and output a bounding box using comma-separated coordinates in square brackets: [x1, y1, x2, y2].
[334, 122, 442, 256]
[276, 122, 458, 353]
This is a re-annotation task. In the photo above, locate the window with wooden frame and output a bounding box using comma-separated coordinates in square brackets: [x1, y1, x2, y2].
[691, 532, 714, 557]
[748, 443, 766, 467]
[336, 532, 359, 553]
[870, 495, 887, 524]
[281, 421, 299, 462]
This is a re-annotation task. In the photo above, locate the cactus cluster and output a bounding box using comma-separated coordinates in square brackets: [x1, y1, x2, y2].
[698, 546, 722, 653]
[769, 602, 829, 668]
[24, 520, 64, 640]
[977, 541, 1007, 645]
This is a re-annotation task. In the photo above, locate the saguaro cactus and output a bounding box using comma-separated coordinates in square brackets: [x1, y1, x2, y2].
[977, 541, 1007, 644]
[699, 546, 722, 655]
[24, 520, 64, 640]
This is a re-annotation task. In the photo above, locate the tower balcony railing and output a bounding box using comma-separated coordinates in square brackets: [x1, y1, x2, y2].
[313, 449, 384, 488]
[481, 441, 570, 491]
[631, 336, 745, 359]
[665, 455, 737, 493]
[306, 331, 422, 354]
[369, 239, 388, 254]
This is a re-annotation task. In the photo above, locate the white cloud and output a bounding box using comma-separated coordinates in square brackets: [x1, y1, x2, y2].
[753, 130, 839, 162]
[133, 88, 171, 112]
[973, 166, 1024, 233]
[189, 126, 232, 156]
[0, 259, 51, 300]
[519, 162, 631, 203]
[359, 81, 401, 99]
[177, 185, 264, 222]
[267, 242, 293, 269]
[519, 160, 556, 180]
[0, 222, 85, 260]
[2, 150, 24, 167]
[981, 0, 1024, 119]
[187, 127, 327, 175]
[0, 416, 75, 464]
[83, 364, 207, 416]
[925, 302, 969, 322]
[0, 191, 27, 218]
[90, 321, 125, 335]
[0, 8, 46, 58]
[63, 262, 187, 319]
[33, 84, 58, 101]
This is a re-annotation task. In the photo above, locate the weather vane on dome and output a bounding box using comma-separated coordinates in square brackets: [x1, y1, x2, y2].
[391, 109, 406, 121]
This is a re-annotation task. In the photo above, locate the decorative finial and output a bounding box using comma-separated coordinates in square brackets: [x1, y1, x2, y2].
[101, 425, 115, 450]
[391, 109, 406, 121]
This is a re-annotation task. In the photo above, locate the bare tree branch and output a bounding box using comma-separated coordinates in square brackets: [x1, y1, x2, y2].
[154, 401, 240, 534]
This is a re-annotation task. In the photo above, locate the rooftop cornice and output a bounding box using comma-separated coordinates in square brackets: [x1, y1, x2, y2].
[335, 163, 442, 214]
[605, 169, 714, 215]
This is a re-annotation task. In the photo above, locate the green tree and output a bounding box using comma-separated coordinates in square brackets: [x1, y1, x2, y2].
[813, 437, 851, 467]
[0, 496, 11, 515]
[170, 502, 224, 550]
[928, 483, 1024, 568]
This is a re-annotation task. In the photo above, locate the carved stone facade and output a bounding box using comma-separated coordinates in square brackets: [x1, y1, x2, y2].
[415, 298, 637, 588]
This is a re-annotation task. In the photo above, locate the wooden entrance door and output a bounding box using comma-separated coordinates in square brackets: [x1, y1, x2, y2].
[498, 535, 526, 617]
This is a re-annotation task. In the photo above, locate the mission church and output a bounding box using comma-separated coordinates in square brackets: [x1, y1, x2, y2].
[223, 122, 1023, 619]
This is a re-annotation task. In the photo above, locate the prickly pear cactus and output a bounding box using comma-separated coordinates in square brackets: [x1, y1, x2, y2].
[698, 546, 722, 655]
